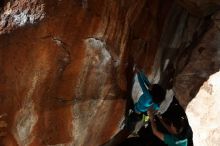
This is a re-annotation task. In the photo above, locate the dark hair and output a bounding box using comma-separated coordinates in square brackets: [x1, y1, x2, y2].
[164, 110, 187, 134]
[150, 84, 165, 104]
[172, 116, 186, 134]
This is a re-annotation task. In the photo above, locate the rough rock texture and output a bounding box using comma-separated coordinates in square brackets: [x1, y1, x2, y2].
[186, 72, 220, 146]
[177, 0, 220, 16]
[174, 11, 220, 108]
[154, 4, 220, 108]
[0, 0, 220, 146]
[0, 0, 45, 34]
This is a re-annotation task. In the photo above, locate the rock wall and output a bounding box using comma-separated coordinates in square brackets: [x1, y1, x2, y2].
[0, 0, 220, 146]
[186, 71, 220, 146]
[154, 3, 220, 108]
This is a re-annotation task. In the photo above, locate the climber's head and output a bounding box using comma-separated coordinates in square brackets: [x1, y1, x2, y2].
[150, 84, 165, 104]
[169, 116, 186, 135]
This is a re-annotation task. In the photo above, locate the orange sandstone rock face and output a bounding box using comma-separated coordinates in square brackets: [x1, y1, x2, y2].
[0, 0, 172, 145]
[0, 0, 220, 146]
[0, 0, 45, 34]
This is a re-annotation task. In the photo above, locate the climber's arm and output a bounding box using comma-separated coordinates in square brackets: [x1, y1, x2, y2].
[137, 72, 149, 93]
[148, 107, 164, 141]
[139, 70, 151, 87]
[134, 65, 151, 88]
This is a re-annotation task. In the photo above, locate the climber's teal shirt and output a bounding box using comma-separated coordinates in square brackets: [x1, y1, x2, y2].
[134, 71, 159, 113]
[164, 134, 188, 146]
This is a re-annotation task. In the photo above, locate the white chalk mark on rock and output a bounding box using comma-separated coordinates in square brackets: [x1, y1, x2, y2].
[85, 38, 111, 67]
[163, 59, 170, 71]
[13, 74, 39, 146]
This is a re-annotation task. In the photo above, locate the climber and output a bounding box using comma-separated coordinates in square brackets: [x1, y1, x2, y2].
[124, 67, 166, 131]
[101, 67, 166, 146]
[148, 106, 188, 146]
[134, 68, 165, 113]
[116, 68, 193, 146]
[160, 96, 193, 146]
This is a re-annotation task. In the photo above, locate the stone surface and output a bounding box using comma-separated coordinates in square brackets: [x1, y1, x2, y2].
[0, 0, 220, 146]
[186, 71, 220, 146]
[174, 15, 220, 108]
[0, 0, 45, 34]
[177, 0, 220, 16]
[151, 4, 220, 108]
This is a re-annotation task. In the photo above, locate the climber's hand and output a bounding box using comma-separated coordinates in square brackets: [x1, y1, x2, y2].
[148, 105, 155, 120]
